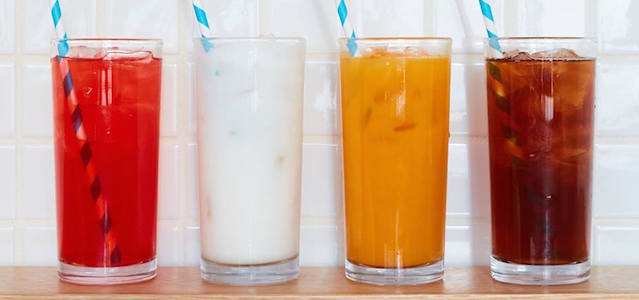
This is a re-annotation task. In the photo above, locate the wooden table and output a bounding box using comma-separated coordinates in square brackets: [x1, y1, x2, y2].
[0, 267, 638, 299]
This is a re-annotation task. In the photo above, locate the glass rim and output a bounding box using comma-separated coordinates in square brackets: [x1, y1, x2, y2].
[195, 37, 306, 42]
[52, 38, 163, 45]
[485, 37, 597, 42]
[339, 37, 452, 42]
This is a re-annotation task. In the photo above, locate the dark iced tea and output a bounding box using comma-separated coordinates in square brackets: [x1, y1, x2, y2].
[486, 52, 595, 266]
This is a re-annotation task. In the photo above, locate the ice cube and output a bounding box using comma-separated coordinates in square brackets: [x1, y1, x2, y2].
[503, 50, 533, 61]
[69, 46, 105, 59]
[363, 47, 387, 58]
[531, 48, 581, 60]
[103, 47, 153, 62]
[403, 46, 428, 57]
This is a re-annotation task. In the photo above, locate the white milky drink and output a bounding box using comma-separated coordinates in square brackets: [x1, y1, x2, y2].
[195, 38, 305, 284]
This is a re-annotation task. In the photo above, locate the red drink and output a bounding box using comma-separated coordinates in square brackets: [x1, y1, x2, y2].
[51, 40, 162, 284]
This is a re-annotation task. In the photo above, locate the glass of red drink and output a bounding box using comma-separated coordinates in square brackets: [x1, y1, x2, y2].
[484, 38, 596, 285]
[51, 39, 162, 284]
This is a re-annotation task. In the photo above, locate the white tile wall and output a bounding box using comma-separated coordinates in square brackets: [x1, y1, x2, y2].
[351, 0, 427, 37]
[434, 0, 509, 53]
[444, 220, 491, 266]
[0, 64, 15, 137]
[446, 140, 490, 219]
[183, 225, 200, 266]
[185, 143, 199, 221]
[301, 143, 341, 218]
[20, 145, 54, 220]
[182, 0, 259, 51]
[594, 221, 639, 265]
[0, 226, 14, 265]
[597, 0, 639, 54]
[265, 0, 339, 53]
[596, 57, 639, 136]
[593, 144, 639, 218]
[0, 146, 16, 220]
[0, 0, 638, 267]
[158, 142, 180, 220]
[21, 64, 52, 137]
[104, 0, 178, 53]
[0, 0, 15, 54]
[299, 223, 342, 266]
[514, 0, 590, 37]
[157, 221, 182, 266]
[22, 0, 95, 54]
[21, 225, 56, 265]
[303, 60, 339, 136]
[450, 56, 488, 136]
[161, 64, 178, 137]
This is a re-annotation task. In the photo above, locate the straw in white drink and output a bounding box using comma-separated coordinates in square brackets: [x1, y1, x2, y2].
[192, 0, 214, 51]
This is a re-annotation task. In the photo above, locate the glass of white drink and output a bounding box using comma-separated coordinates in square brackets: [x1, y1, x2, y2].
[194, 37, 306, 285]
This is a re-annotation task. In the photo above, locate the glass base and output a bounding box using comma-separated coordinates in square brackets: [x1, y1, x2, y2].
[490, 256, 590, 285]
[201, 256, 299, 286]
[345, 259, 444, 285]
[58, 258, 157, 285]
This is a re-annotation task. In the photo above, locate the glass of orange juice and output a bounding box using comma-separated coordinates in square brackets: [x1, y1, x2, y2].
[339, 38, 452, 285]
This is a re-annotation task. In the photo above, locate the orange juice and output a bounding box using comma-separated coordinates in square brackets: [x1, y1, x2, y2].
[340, 44, 451, 270]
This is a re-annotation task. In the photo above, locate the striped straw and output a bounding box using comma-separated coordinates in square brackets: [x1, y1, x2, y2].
[50, 0, 121, 264]
[478, 0, 523, 164]
[192, 0, 213, 51]
[335, 0, 358, 56]
[478, 0, 502, 57]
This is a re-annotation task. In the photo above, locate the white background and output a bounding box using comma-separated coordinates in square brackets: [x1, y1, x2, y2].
[0, 0, 638, 267]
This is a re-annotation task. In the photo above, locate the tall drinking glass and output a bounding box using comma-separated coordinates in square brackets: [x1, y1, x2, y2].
[52, 39, 162, 284]
[339, 38, 452, 285]
[195, 38, 306, 285]
[484, 38, 596, 285]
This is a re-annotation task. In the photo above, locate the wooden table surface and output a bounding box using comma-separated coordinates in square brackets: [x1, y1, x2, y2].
[0, 267, 638, 299]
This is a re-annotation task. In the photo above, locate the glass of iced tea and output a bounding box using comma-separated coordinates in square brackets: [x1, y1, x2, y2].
[339, 38, 452, 285]
[484, 38, 596, 285]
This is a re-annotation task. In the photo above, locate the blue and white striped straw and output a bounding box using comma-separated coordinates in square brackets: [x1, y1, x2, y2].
[50, 0, 84, 140]
[50, 0, 121, 263]
[478, 0, 502, 56]
[50, 0, 70, 56]
[335, 0, 358, 56]
[192, 0, 213, 51]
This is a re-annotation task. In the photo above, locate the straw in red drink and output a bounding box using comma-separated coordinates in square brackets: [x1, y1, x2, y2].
[51, 0, 120, 264]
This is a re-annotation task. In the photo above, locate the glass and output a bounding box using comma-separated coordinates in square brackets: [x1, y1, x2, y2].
[484, 37, 596, 285]
[51, 39, 162, 284]
[339, 38, 452, 285]
[194, 37, 306, 285]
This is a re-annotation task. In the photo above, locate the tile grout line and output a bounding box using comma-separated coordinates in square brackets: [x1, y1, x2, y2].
[175, 0, 188, 266]
[258, 0, 269, 36]
[13, 0, 24, 266]
[96, 0, 106, 37]
[424, 0, 435, 35]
